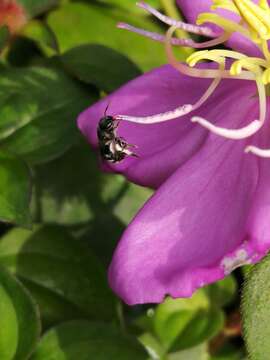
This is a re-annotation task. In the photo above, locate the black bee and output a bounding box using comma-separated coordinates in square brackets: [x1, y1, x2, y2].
[97, 115, 137, 163]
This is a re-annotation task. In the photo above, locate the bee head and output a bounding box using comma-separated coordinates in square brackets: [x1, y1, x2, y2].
[98, 116, 116, 131]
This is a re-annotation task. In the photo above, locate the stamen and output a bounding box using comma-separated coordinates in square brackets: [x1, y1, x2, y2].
[197, 13, 250, 38]
[187, 49, 247, 67]
[191, 116, 261, 139]
[187, 50, 267, 78]
[117, 23, 195, 47]
[136, 1, 218, 37]
[117, 22, 231, 49]
[230, 58, 266, 76]
[115, 2, 270, 159]
[114, 58, 225, 124]
[262, 68, 270, 84]
[191, 76, 267, 140]
[115, 63, 224, 124]
[245, 146, 270, 157]
[233, 0, 270, 41]
[211, 0, 239, 13]
[115, 104, 193, 124]
[262, 40, 270, 61]
[259, 0, 270, 11]
[165, 27, 255, 81]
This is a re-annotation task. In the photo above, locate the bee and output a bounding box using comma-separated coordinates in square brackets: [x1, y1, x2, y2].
[97, 114, 137, 163]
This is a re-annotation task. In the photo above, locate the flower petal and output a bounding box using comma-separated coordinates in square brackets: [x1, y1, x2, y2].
[78, 64, 214, 188]
[78, 64, 257, 189]
[176, 0, 262, 57]
[246, 120, 270, 259]
[108, 86, 260, 305]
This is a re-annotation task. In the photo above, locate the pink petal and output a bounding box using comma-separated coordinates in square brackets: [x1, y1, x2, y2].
[78, 65, 257, 189]
[246, 117, 270, 259]
[78, 64, 213, 188]
[108, 85, 260, 305]
[177, 0, 262, 57]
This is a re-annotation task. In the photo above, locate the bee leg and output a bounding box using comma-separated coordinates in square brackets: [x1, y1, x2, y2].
[118, 137, 138, 149]
[112, 118, 120, 129]
[123, 148, 139, 158]
[127, 143, 138, 149]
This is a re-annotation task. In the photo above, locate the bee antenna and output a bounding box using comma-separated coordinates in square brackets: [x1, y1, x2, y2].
[104, 101, 111, 116]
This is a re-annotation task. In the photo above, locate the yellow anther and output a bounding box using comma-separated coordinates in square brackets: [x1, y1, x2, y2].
[197, 12, 250, 38]
[233, 0, 270, 41]
[262, 40, 270, 61]
[187, 50, 210, 67]
[259, 0, 269, 11]
[187, 49, 247, 67]
[230, 59, 264, 76]
[211, 0, 238, 13]
[262, 68, 270, 84]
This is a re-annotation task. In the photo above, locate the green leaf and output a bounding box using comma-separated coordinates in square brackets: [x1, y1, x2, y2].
[22, 20, 59, 55]
[0, 266, 40, 360]
[153, 291, 224, 352]
[204, 276, 237, 307]
[139, 332, 164, 359]
[34, 140, 152, 226]
[61, 44, 141, 92]
[95, 0, 160, 12]
[0, 226, 116, 327]
[242, 254, 270, 359]
[19, 0, 60, 17]
[210, 345, 246, 360]
[31, 321, 148, 360]
[0, 66, 94, 164]
[0, 26, 9, 52]
[47, 2, 186, 71]
[174, 308, 224, 351]
[0, 151, 31, 226]
[33, 141, 152, 265]
[168, 344, 209, 360]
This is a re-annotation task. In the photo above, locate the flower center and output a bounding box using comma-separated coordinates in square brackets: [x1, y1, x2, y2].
[116, 1, 270, 158]
[194, 0, 270, 83]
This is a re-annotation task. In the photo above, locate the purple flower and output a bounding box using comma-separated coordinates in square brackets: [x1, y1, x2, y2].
[78, 0, 270, 304]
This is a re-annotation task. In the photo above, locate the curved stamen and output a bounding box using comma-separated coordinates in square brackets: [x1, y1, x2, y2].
[188, 49, 267, 65]
[115, 60, 225, 124]
[233, 0, 270, 41]
[117, 22, 231, 49]
[245, 146, 270, 157]
[165, 26, 255, 80]
[230, 59, 265, 76]
[259, 0, 270, 11]
[115, 104, 193, 124]
[261, 40, 270, 61]
[191, 117, 261, 139]
[136, 1, 218, 37]
[211, 0, 239, 13]
[262, 68, 270, 84]
[259, 0, 270, 10]
[197, 12, 251, 38]
[191, 76, 266, 140]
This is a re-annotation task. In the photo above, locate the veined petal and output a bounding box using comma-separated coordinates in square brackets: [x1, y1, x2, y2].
[78, 64, 258, 189]
[108, 88, 261, 305]
[177, 0, 262, 57]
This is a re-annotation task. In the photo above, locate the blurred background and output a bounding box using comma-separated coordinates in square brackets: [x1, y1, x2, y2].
[0, 0, 250, 359]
